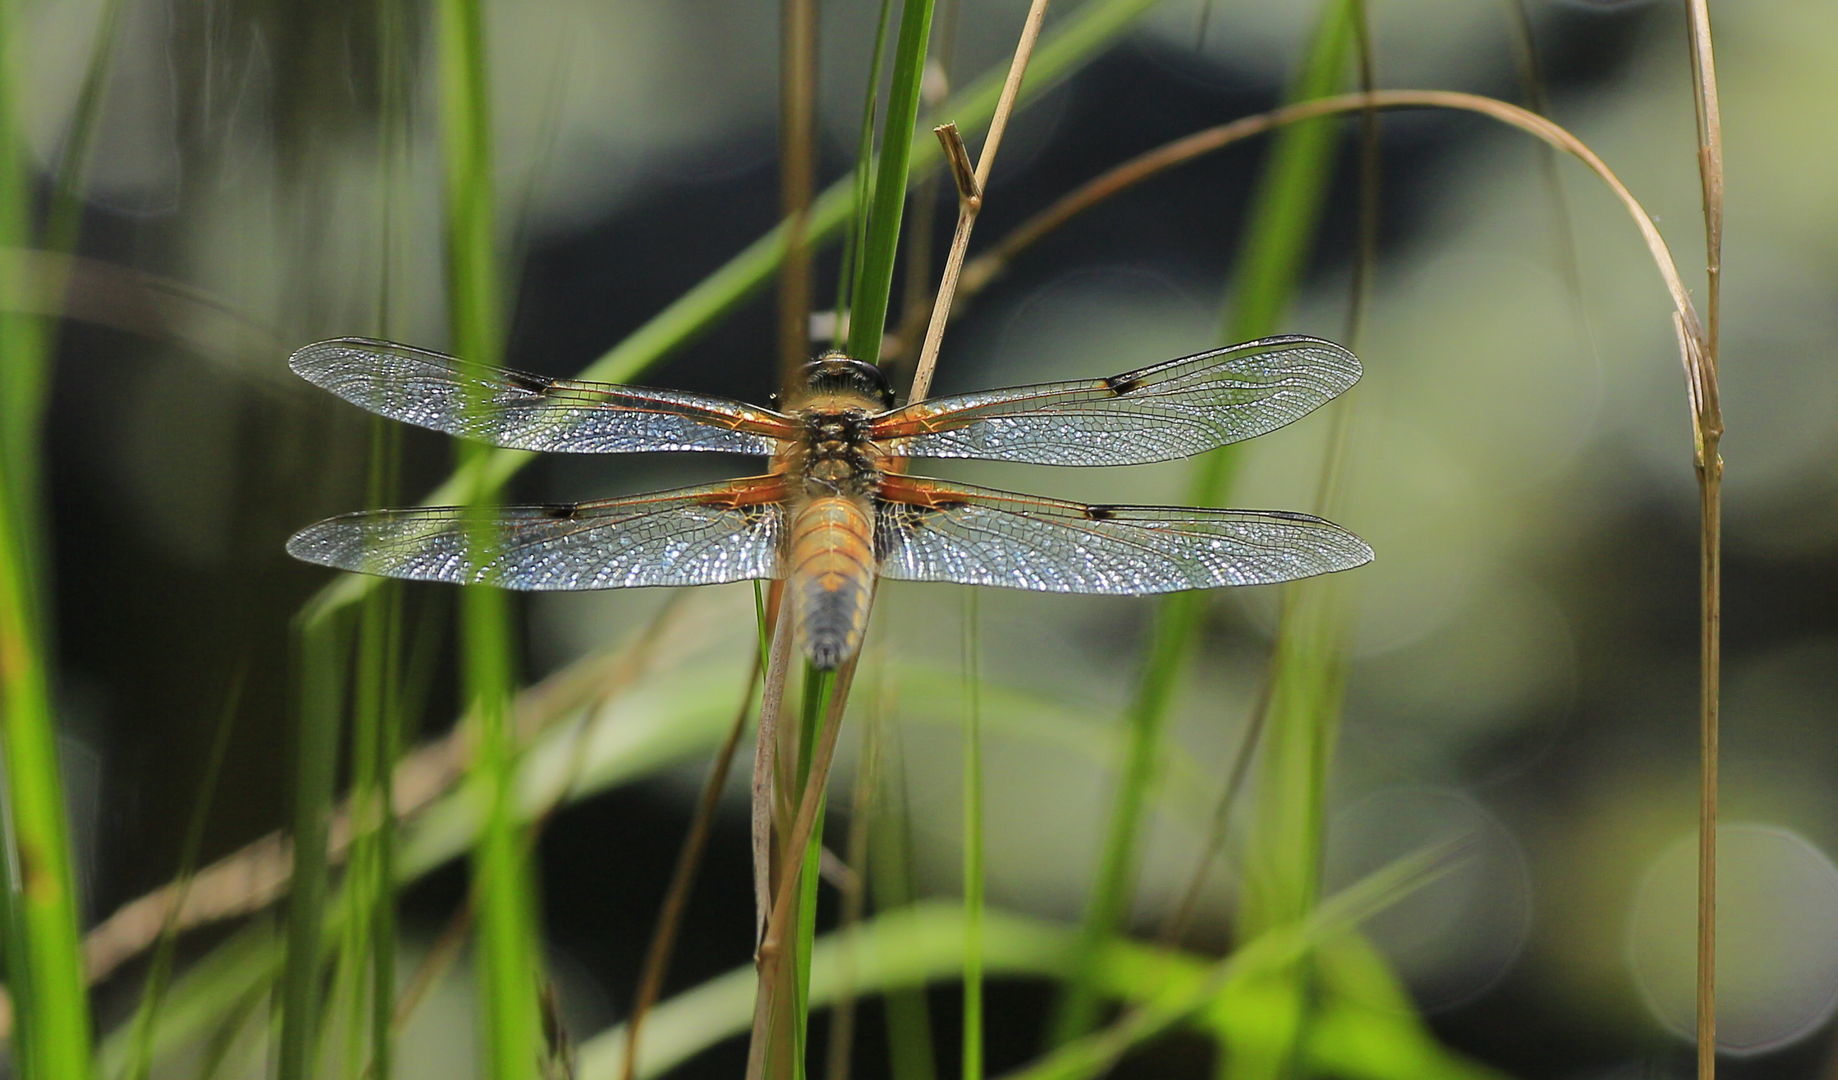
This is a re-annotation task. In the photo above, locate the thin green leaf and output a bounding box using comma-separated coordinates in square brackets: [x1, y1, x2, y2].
[1051, 0, 1360, 1044]
[845, 0, 937, 365]
[342, 1, 413, 1073]
[278, 617, 346, 1080]
[435, 1, 546, 1078]
[578, 843, 1492, 1080]
[869, 736, 938, 1080]
[834, 0, 900, 348]
[124, 671, 246, 1080]
[961, 592, 985, 1080]
[0, 12, 100, 1077]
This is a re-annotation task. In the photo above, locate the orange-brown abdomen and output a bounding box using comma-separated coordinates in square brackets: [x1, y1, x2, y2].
[788, 495, 876, 669]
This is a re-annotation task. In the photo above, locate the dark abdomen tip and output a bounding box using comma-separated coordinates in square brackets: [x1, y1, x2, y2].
[804, 635, 847, 670]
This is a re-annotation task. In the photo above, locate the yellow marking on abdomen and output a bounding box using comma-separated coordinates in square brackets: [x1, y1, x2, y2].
[788, 496, 876, 669]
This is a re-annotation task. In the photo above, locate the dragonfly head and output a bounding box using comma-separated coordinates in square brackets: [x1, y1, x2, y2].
[799, 353, 895, 410]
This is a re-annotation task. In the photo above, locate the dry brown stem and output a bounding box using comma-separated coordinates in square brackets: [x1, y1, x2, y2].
[906, 0, 1052, 403]
[777, 0, 819, 388]
[747, 654, 863, 1080]
[743, 594, 801, 1080]
[1682, 4, 1725, 1076]
[751, 595, 799, 947]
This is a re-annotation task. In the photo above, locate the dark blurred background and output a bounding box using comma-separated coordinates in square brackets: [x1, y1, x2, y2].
[21, 0, 1838, 1075]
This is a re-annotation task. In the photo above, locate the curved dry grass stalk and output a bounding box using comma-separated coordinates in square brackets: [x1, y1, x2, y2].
[954, 84, 1723, 1070]
[967, 90, 1701, 349]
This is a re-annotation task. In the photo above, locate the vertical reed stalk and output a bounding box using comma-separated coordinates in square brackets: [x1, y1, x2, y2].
[346, 4, 412, 1073]
[832, 0, 897, 347]
[960, 592, 985, 1080]
[869, 737, 938, 1080]
[778, 0, 819, 385]
[1682, 4, 1723, 1076]
[906, 0, 1052, 402]
[436, 1, 544, 1076]
[278, 613, 342, 1080]
[0, 3, 99, 1075]
[123, 674, 244, 1080]
[846, 0, 939, 368]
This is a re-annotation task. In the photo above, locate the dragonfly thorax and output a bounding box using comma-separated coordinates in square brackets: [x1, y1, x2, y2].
[794, 409, 882, 496]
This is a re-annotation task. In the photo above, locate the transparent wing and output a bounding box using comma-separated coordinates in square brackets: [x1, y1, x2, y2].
[286, 478, 786, 590]
[870, 335, 1359, 466]
[290, 337, 795, 455]
[874, 476, 1371, 593]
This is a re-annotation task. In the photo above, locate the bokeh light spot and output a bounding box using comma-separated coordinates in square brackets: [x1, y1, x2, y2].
[1627, 824, 1838, 1054]
[1326, 788, 1532, 1011]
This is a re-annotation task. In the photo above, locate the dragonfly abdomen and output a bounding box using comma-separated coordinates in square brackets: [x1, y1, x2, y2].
[787, 495, 876, 669]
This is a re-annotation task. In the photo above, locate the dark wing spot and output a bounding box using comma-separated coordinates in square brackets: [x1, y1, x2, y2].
[1104, 374, 1145, 396]
[505, 370, 553, 395]
[539, 504, 576, 520]
[1085, 505, 1117, 521]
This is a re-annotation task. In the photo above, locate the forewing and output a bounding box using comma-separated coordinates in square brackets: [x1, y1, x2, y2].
[291, 337, 794, 455]
[287, 479, 786, 590]
[871, 335, 1359, 466]
[875, 476, 1371, 594]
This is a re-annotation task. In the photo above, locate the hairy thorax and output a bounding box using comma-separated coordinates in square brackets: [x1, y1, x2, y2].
[779, 396, 885, 500]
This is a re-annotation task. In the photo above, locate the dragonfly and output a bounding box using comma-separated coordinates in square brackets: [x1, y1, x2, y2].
[286, 336, 1372, 669]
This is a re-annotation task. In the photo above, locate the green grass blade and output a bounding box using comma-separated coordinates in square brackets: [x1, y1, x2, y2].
[1214, 11, 1363, 1077]
[580, 844, 1489, 1080]
[435, 1, 546, 1078]
[343, 1, 412, 1072]
[790, 668, 839, 1077]
[349, 501, 404, 1080]
[124, 671, 244, 1080]
[869, 743, 938, 1080]
[1050, 0, 1359, 1045]
[0, 3, 96, 1074]
[97, 923, 283, 1080]
[845, 0, 937, 365]
[41, 0, 125, 264]
[278, 617, 346, 1080]
[1011, 844, 1460, 1080]
[961, 593, 985, 1080]
[833, 0, 899, 348]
